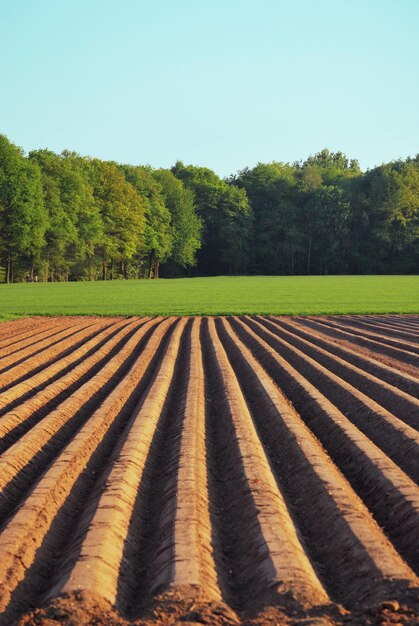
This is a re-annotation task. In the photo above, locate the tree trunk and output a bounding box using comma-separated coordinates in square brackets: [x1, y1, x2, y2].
[6, 254, 14, 283]
[6, 254, 11, 284]
[307, 235, 312, 275]
[148, 251, 154, 279]
[102, 261, 107, 281]
[88, 259, 94, 281]
[155, 260, 159, 279]
[44, 255, 49, 283]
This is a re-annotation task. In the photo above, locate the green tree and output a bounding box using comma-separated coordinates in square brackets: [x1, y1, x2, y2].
[232, 162, 300, 274]
[355, 159, 419, 273]
[0, 135, 47, 282]
[297, 151, 360, 274]
[90, 160, 146, 279]
[172, 162, 252, 274]
[304, 185, 351, 274]
[302, 148, 361, 185]
[153, 169, 202, 272]
[30, 150, 103, 280]
[119, 165, 172, 278]
[1, 134, 418, 281]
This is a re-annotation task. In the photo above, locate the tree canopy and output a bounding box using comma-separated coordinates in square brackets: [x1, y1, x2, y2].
[0, 135, 417, 281]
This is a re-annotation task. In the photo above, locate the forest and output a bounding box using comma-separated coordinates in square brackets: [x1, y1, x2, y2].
[0, 134, 418, 282]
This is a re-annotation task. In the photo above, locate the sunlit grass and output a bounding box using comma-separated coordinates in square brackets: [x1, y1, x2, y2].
[0, 275, 418, 320]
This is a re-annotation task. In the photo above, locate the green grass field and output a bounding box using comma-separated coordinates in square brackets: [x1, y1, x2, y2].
[0, 275, 418, 320]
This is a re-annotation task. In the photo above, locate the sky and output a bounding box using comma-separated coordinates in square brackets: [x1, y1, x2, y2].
[0, 0, 418, 177]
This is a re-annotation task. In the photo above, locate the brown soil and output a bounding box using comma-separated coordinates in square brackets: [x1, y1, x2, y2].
[0, 315, 417, 626]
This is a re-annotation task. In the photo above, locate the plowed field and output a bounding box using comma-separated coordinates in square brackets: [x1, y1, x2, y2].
[0, 315, 418, 626]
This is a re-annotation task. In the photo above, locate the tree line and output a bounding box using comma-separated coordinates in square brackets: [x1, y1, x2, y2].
[0, 134, 418, 282]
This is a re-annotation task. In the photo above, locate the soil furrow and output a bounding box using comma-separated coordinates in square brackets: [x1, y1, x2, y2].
[0, 314, 417, 626]
[0, 318, 165, 525]
[293, 317, 419, 375]
[229, 317, 419, 573]
[0, 318, 141, 447]
[329, 316, 419, 343]
[0, 322, 117, 393]
[0, 319, 101, 374]
[168, 318, 220, 599]
[113, 317, 223, 619]
[244, 316, 419, 480]
[323, 317, 419, 351]
[216, 317, 419, 608]
[267, 316, 419, 397]
[255, 316, 419, 431]
[361, 317, 419, 334]
[309, 317, 419, 359]
[0, 318, 178, 625]
[0, 318, 70, 349]
[377, 315, 419, 330]
[0, 319, 82, 358]
[0, 318, 138, 424]
[201, 317, 329, 612]
[59, 318, 189, 610]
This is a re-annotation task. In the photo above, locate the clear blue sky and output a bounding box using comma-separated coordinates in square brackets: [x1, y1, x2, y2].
[1, 0, 418, 177]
